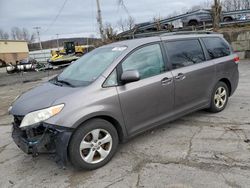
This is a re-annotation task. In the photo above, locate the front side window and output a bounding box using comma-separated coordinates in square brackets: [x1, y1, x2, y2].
[56, 46, 126, 87]
[202, 37, 231, 59]
[122, 44, 165, 79]
[165, 39, 205, 69]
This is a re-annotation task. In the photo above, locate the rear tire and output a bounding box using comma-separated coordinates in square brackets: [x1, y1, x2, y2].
[188, 20, 198, 27]
[69, 119, 119, 170]
[207, 81, 229, 113]
[223, 17, 233, 22]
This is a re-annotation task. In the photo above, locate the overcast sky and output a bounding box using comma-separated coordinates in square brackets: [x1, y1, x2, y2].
[0, 0, 206, 41]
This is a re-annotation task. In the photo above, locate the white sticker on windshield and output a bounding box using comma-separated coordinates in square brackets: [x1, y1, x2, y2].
[112, 47, 127, 51]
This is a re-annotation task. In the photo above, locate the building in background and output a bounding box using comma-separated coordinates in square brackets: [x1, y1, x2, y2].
[0, 40, 29, 66]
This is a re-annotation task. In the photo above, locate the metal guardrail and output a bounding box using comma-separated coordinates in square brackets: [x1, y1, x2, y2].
[118, 9, 250, 38]
[120, 18, 250, 39]
[223, 9, 250, 16]
[134, 9, 202, 31]
[137, 9, 250, 31]
[220, 19, 250, 25]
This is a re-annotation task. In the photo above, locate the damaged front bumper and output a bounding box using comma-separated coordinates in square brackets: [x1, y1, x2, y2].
[12, 116, 73, 165]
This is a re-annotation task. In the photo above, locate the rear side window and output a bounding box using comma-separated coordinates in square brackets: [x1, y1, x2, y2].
[165, 39, 205, 69]
[202, 37, 231, 59]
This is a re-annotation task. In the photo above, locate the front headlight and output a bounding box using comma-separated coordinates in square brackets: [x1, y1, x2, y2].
[20, 104, 64, 128]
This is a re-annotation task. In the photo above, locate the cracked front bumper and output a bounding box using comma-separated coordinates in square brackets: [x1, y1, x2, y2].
[12, 122, 73, 165]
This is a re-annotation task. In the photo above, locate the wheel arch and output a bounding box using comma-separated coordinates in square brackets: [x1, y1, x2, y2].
[71, 114, 127, 143]
[188, 19, 198, 26]
[219, 78, 232, 96]
[223, 16, 233, 22]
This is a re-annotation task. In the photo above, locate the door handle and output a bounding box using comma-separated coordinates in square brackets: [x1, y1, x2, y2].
[161, 77, 172, 85]
[175, 73, 186, 80]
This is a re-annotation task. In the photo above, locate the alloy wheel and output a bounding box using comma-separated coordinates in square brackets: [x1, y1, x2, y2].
[214, 86, 227, 109]
[79, 129, 112, 164]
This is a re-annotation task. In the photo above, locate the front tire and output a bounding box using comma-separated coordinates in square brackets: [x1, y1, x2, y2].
[208, 81, 229, 113]
[69, 119, 118, 170]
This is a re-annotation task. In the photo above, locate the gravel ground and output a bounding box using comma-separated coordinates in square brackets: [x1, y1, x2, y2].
[0, 60, 250, 187]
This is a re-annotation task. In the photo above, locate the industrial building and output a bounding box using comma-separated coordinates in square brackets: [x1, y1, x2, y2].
[0, 40, 29, 65]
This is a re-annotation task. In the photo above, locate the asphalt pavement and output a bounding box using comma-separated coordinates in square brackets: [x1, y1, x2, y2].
[0, 60, 250, 187]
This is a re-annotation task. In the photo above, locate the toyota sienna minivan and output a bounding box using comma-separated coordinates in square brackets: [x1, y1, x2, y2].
[9, 32, 239, 170]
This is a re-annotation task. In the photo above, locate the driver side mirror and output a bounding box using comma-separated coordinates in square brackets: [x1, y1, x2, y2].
[121, 70, 140, 84]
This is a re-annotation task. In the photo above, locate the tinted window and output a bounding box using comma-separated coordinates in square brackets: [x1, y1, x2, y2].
[202, 37, 231, 59]
[165, 39, 205, 69]
[122, 44, 165, 79]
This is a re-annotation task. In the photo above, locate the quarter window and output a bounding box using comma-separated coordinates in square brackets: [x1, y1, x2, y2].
[103, 70, 118, 87]
[165, 39, 205, 70]
[202, 37, 231, 59]
[121, 44, 165, 79]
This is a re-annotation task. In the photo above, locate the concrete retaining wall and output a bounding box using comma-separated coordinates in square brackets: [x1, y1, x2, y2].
[220, 28, 250, 59]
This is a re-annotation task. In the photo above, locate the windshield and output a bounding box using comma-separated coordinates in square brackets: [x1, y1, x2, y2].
[55, 46, 126, 87]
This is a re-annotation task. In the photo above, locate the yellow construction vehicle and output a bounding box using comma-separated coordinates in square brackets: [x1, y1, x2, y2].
[49, 41, 95, 66]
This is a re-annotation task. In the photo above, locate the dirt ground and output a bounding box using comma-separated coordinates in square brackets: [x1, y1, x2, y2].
[0, 61, 250, 188]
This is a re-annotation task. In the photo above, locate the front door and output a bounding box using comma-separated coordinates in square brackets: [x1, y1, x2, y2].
[117, 43, 174, 136]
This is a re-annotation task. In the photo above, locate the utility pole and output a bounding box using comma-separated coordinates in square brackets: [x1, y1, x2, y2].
[96, 0, 105, 41]
[33, 27, 43, 50]
[56, 34, 59, 50]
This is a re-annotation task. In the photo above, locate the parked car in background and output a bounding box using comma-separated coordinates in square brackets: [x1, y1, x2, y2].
[9, 32, 239, 170]
[239, 14, 250, 20]
[182, 9, 235, 27]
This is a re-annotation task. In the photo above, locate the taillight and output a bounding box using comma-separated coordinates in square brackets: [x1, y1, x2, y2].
[234, 56, 240, 64]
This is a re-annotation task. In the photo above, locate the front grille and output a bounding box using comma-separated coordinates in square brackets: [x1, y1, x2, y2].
[13, 115, 24, 127]
[13, 115, 47, 140]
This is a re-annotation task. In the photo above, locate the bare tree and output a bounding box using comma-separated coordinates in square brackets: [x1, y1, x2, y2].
[10, 27, 35, 43]
[0, 29, 9, 40]
[181, 0, 213, 13]
[11, 27, 22, 40]
[243, 0, 250, 9]
[3, 32, 9, 40]
[22, 28, 30, 41]
[29, 33, 36, 43]
[127, 16, 135, 30]
[212, 0, 222, 30]
[222, 0, 250, 11]
[117, 18, 126, 32]
[117, 0, 129, 15]
[103, 23, 117, 41]
[201, 0, 213, 9]
[189, 5, 203, 11]
[117, 16, 135, 32]
[153, 16, 162, 31]
[22, 28, 35, 43]
[0, 29, 4, 39]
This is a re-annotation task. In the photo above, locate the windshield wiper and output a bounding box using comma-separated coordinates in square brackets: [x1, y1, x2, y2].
[57, 79, 74, 87]
[52, 76, 74, 87]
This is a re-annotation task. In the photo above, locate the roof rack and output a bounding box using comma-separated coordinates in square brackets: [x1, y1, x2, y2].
[160, 31, 217, 37]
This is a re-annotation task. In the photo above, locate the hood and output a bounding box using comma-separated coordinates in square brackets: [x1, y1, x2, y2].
[11, 82, 79, 116]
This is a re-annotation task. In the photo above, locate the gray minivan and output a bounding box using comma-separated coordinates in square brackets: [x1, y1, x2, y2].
[9, 32, 239, 170]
